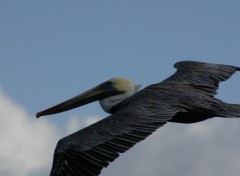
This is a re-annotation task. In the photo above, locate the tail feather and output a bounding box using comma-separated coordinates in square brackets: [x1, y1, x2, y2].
[222, 103, 240, 118]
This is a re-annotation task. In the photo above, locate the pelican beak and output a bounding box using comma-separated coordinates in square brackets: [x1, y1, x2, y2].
[36, 81, 120, 118]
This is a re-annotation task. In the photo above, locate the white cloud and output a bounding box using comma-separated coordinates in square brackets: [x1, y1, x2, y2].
[0, 89, 101, 176]
[67, 114, 101, 134]
[0, 89, 59, 176]
[1, 88, 240, 176]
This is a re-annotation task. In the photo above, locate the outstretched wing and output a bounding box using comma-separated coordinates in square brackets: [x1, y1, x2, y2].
[50, 100, 180, 176]
[162, 61, 240, 96]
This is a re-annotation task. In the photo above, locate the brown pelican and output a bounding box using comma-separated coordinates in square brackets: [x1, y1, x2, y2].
[37, 61, 240, 176]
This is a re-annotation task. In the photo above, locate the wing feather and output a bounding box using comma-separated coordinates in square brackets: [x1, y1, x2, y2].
[162, 61, 240, 96]
[49, 109, 177, 176]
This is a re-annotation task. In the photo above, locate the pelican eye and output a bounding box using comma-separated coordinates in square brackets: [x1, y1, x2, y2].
[101, 81, 113, 88]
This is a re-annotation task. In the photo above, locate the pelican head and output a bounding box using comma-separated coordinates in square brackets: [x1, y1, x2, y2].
[99, 78, 141, 113]
[36, 78, 141, 117]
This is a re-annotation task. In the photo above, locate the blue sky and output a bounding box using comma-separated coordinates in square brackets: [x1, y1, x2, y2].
[1, 1, 240, 176]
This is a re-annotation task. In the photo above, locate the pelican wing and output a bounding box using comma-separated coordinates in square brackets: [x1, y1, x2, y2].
[162, 61, 240, 96]
[50, 105, 179, 176]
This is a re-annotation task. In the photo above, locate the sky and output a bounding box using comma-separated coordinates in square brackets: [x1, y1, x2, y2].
[1, 1, 240, 176]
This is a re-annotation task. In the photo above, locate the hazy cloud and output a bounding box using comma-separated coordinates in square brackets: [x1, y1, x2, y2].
[0, 89, 101, 176]
[67, 114, 101, 134]
[0, 89, 59, 176]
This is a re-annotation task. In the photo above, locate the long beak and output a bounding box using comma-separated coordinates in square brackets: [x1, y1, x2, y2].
[36, 83, 120, 118]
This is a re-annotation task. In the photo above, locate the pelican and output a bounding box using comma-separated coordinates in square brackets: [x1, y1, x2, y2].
[37, 61, 240, 176]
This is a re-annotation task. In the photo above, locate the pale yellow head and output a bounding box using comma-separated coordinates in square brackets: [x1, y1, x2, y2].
[100, 77, 141, 113]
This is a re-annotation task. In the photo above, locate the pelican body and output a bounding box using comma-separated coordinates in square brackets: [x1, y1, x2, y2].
[37, 61, 240, 176]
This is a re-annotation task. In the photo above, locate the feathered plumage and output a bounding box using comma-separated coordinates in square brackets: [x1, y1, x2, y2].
[36, 61, 240, 176]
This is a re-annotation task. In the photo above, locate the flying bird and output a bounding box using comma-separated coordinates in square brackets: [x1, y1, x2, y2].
[37, 61, 240, 176]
